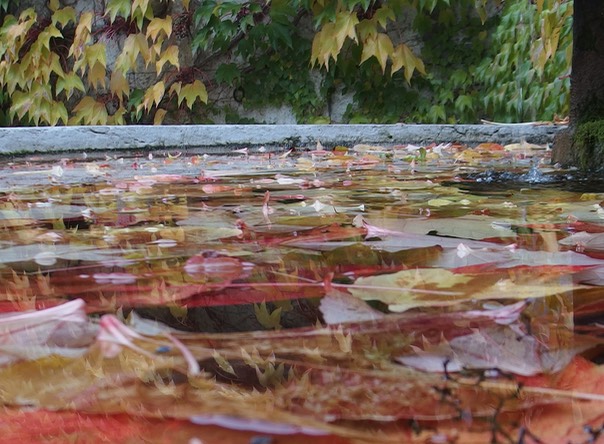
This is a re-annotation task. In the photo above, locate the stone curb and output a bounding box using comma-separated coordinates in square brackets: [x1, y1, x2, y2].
[0, 124, 564, 155]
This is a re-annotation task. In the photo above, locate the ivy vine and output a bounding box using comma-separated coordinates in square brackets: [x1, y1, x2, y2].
[0, 0, 571, 126]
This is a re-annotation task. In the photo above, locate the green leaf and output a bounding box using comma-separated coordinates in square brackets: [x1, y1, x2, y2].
[215, 63, 241, 84]
[254, 301, 282, 330]
[105, 0, 131, 22]
[56, 73, 85, 99]
[51, 7, 76, 28]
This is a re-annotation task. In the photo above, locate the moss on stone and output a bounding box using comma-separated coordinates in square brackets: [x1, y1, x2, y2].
[574, 120, 604, 169]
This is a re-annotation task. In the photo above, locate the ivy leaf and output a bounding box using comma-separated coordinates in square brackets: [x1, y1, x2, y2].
[253, 301, 282, 330]
[455, 95, 474, 113]
[109, 106, 126, 125]
[105, 0, 131, 22]
[51, 7, 76, 28]
[146, 16, 172, 43]
[391, 43, 425, 82]
[88, 61, 106, 89]
[140, 81, 165, 111]
[177, 80, 208, 108]
[69, 12, 93, 59]
[70, 96, 109, 125]
[56, 73, 85, 100]
[115, 33, 148, 73]
[109, 70, 130, 102]
[168, 81, 181, 97]
[153, 108, 167, 125]
[155, 45, 179, 75]
[311, 11, 359, 69]
[360, 33, 394, 73]
[215, 63, 241, 84]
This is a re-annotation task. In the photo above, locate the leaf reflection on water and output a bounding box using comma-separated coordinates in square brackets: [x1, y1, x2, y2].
[1, 143, 604, 443]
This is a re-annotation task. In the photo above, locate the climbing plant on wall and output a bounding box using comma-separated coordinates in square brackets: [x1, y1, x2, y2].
[0, 0, 207, 126]
[0, 0, 572, 126]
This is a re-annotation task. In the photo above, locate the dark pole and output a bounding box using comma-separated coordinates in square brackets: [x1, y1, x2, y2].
[554, 0, 604, 166]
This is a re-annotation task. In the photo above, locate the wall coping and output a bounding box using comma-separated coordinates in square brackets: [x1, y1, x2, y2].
[0, 124, 565, 155]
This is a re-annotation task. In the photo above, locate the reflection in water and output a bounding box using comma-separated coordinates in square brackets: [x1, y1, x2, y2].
[2, 145, 604, 442]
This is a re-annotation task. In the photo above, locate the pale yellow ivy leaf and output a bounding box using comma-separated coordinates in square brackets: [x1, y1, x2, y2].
[9, 90, 34, 121]
[169, 81, 182, 97]
[114, 33, 148, 72]
[178, 80, 208, 108]
[360, 33, 394, 73]
[147, 16, 173, 43]
[140, 81, 165, 111]
[156, 45, 179, 74]
[311, 11, 358, 69]
[391, 43, 425, 82]
[108, 106, 126, 125]
[332, 11, 359, 51]
[183, 0, 190, 10]
[69, 12, 93, 58]
[70, 96, 108, 125]
[109, 70, 130, 102]
[50, 102, 68, 126]
[153, 108, 167, 125]
[132, 0, 152, 30]
[87, 61, 106, 88]
[35, 24, 63, 50]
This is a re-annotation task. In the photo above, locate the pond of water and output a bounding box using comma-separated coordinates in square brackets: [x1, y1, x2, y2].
[1, 142, 604, 443]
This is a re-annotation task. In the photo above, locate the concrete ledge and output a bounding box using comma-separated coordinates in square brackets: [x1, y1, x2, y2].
[0, 124, 565, 155]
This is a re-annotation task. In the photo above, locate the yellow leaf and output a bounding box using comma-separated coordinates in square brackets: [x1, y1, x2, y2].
[48, 0, 60, 12]
[87, 61, 106, 88]
[153, 108, 167, 125]
[52, 7, 76, 28]
[183, 0, 190, 10]
[146, 16, 172, 43]
[141, 81, 165, 111]
[311, 11, 359, 69]
[169, 81, 182, 97]
[155, 45, 179, 74]
[109, 70, 130, 101]
[391, 43, 425, 82]
[114, 33, 147, 73]
[109, 106, 126, 125]
[69, 12, 93, 58]
[70, 96, 108, 125]
[360, 33, 393, 73]
[49, 101, 68, 126]
[178, 80, 208, 108]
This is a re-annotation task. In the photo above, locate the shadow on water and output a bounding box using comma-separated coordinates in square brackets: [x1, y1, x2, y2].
[445, 165, 604, 193]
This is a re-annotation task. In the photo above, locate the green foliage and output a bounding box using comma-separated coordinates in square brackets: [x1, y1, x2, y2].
[474, 0, 572, 122]
[574, 120, 604, 170]
[0, 0, 572, 126]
